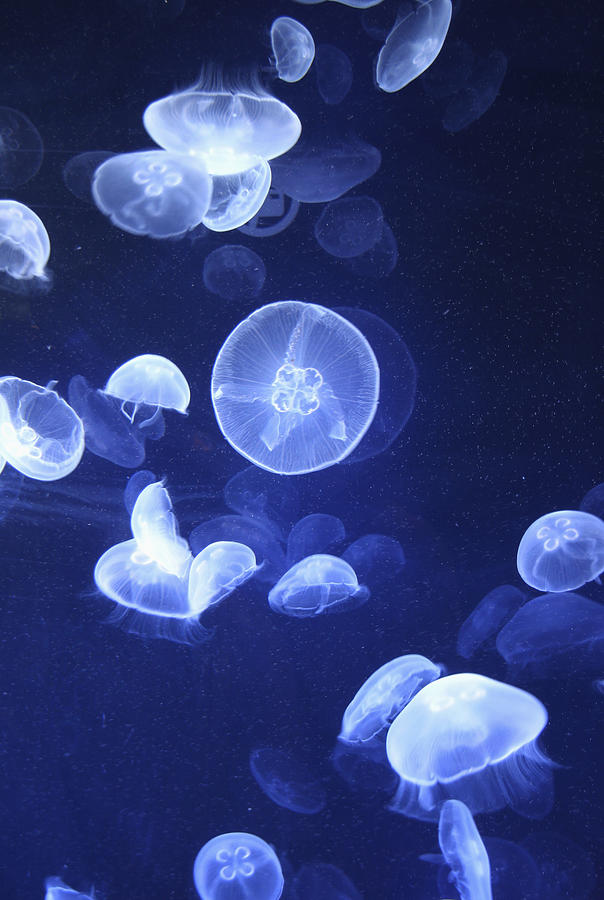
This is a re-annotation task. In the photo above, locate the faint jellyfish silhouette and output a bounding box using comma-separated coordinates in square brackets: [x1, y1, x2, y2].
[294, 863, 362, 899]
[124, 468, 157, 514]
[63, 150, 116, 203]
[92, 149, 212, 238]
[0, 377, 84, 481]
[341, 533, 405, 593]
[315, 196, 383, 258]
[225, 464, 301, 539]
[344, 221, 398, 278]
[203, 245, 266, 301]
[376, 0, 452, 93]
[269, 554, 368, 617]
[211, 301, 380, 474]
[238, 188, 300, 238]
[144, 89, 301, 176]
[202, 159, 272, 232]
[516, 509, 604, 592]
[104, 354, 190, 422]
[188, 541, 257, 615]
[0, 107, 43, 188]
[44, 877, 95, 900]
[443, 51, 507, 133]
[580, 481, 604, 519]
[0, 200, 50, 282]
[249, 747, 326, 813]
[457, 584, 526, 659]
[286, 513, 346, 566]
[315, 44, 353, 105]
[271, 17, 315, 84]
[438, 800, 492, 900]
[339, 654, 442, 745]
[190, 515, 286, 585]
[193, 832, 284, 900]
[386, 673, 553, 820]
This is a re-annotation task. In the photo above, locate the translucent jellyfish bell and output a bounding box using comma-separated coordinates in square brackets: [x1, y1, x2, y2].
[249, 747, 326, 814]
[188, 541, 257, 615]
[438, 800, 492, 900]
[268, 554, 369, 617]
[193, 832, 284, 900]
[516, 509, 604, 592]
[0, 199, 50, 281]
[143, 90, 302, 176]
[386, 673, 552, 820]
[130, 481, 191, 577]
[0, 107, 43, 188]
[202, 159, 272, 232]
[104, 354, 190, 420]
[0, 377, 84, 481]
[271, 17, 315, 84]
[211, 301, 380, 474]
[376, 0, 452, 93]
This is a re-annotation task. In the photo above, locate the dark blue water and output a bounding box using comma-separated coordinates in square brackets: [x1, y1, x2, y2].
[1, 1, 602, 897]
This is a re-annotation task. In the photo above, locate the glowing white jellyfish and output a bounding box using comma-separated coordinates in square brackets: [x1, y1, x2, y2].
[268, 554, 369, 617]
[376, 0, 452, 93]
[202, 159, 272, 232]
[517, 509, 604, 593]
[130, 481, 191, 578]
[188, 541, 257, 615]
[271, 17, 315, 84]
[0, 199, 50, 281]
[104, 354, 190, 421]
[193, 832, 284, 900]
[438, 800, 493, 900]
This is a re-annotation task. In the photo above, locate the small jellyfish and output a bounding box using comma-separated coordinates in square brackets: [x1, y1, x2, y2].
[0, 377, 84, 481]
[44, 877, 95, 900]
[130, 481, 192, 578]
[268, 554, 368, 617]
[315, 196, 384, 259]
[0, 199, 50, 282]
[203, 244, 266, 301]
[339, 654, 442, 745]
[376, 0, 452, 93]
[443, 51, 508, 133]
[438, 800, 492, 900]
[271, 17, 315, 84]
[0, 106, 43, 188]
[457, 584, 526, 659]
[104, 353, 190, 421]
[249, 747, 326, 814]
[516, 509, 604, 592]
[188, 541, 257, 615]
[211, 301, 380, 474]
[202, 160, 272, 232]
[386, 673, 552, 820]
[193, 832, 284, 900]
[92, 149, 212, 238]
[315, 44, 353, 105]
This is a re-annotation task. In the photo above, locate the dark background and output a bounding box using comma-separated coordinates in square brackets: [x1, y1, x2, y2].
[0, 0, 602, 897]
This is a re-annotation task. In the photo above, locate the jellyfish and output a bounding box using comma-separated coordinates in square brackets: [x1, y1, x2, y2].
[344, 221, 398, 279]
[188, 541, 257, 615]
[386, 673, 553, 820]
[211, 301, 380, 474]
[341, 533, 405, 593]
[457, 584, 526, 659]
[193, 832, 284, 900]
[0, 199, 50, 282]
[293, 0, 385, 8]
[271, 17, 315, 84]
[376, 0, 452, 93]
[339, 654, 442, 745]
[202, 160, 272, 232]
[130, 481, 192, 578]
[268, 554, 368, 617]
[63, 150, 116, 203]
[294, 863, 362, 899]
[92, 149, 212, 238]
[124, 468, 157, 515]
[0, 377, 84, 481]
[190, 515, 286, 586]
[249, 747, 326, 814]
[238, 188, 300, 238]
[286, 513, 346, 566]
[438, 800, 492, 900]
[580, 481, 604, 519]
[0, 106, 43, 188]
[143, 90, 301, 176]
[315, 196, 384, 258]
[203, 245, 266, 301]
[103, 353, 190, 422]
[516, 509, 604, 592]
[224, 464, 301, 539]
[315, 44, 353, 105]
[44, 877, 95, 900]
[443, 51, 508, 133]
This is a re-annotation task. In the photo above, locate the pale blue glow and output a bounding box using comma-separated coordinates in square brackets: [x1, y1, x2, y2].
[193, 832, 284, 900]
[203, 159, 272, 232]
[315, 195, 384, 258]
[268, 553, 368, 617]
[0, 199, 50, 280]
[457, 584, 525, 659]
[104, 354, 190, 418]
[316, 44, 353, 105]
[44, 877, 95, 900]
[517, 509, 604, 592]
[438, 800, 492, 900]
[376, 0, 452, 93]
[203, 245, 266, 301]
[188, 541, 257, 614]
[0, 106, 43, 188]
[250, 747, 326, 814]
[271, 17, 315, 84]
[130, 481, 192, 578]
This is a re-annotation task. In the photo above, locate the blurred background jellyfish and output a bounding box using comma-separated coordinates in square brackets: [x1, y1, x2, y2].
[0, 199, 50, 283]
[443, 50, 508, 133]
[193, 831, 284, 900]
[376, 0, 452, 93]
[386, 673, 553, 820]
[271, 17, 315, 84]
[420, 39, 475, 99]
[268, 554, 368, 617]
[314, 195, 384, 258]
[293, 863, 362, 900]
[211, 301, 380, 475]
[203, 244, 266, 301]
[456, 584, 526, 659]
[44, 877, 95, 900]
[0, 377, 84, 481]
[341, 533, 406, 594]
[286, 513, 346, 566]
[103, 353, 190, 422]
[343, 221, 398, 278]
[0, 106, 43, 188]
[143, 89, 301, 176]
[516, 509, 604, 592]
[202, 160, 272, 232]
[315, 44, 353, 105]
[188, 541, 257, 615]
[249, 747, 326, 814]
[92, 149, 212, 238]
[438, 800, 492, 900]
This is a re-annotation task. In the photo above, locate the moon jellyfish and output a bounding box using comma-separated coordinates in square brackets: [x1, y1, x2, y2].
[315, 44, 353, 105]
[341, 533, 405, 593]
[0, 107, 43, 188]
[386, 673, 552, 820]
[376, 0, 452, 93]
[315, 196, 384, 258]
[339, 654, 442, 745]
[130, 481, 191, 578]
[457, 584, 526, 659]
[438, 800, 492, 900]
[104, 354, 190, 420]
[203, 245, 266, 301]
[202, 160, 272, 232]
[0, 377, 84, 481]
[286, 513, 346, 566]
[144, 90, 301, 176]
[268, 554, 368, 617]
[193, 832, 284, 900]
[271, 17, 315, 84]
[190, 515, 286, 586]
[0, 200, 50, 282]
[124, 468, 157, 515]
[294, 863, 362, 900]
[44, 878, 95, 900]
[92, 149, 212, 238]
[249, 747, 326, 814]
[188, 541, 257, 615]
[516, 509, 604, 592]
[211, 301, 379, 474]
[224, 464, 301, 539]
[63, 150, 115, 203]
[443, 51, 508, 133]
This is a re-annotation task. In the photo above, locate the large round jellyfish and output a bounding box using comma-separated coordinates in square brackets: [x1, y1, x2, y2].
[202, 160, 272, 232]
[0, 377, 84, 481]
[268, 554, 368, 617]
[193, 832, 284, 900]
[249, 747, 326, 814]
[315, 44, 353, 105]
[211, 301, 379, 474]
[92, 149, 211, 238]
[0, 107, 43, 188]
[188, 541, 257, 615]
[203, 245, 266, 301]
[0, 200, 50, 281]
[104, 354, 190, 419]
[376, 0, 452, 93]
[386, 673, 552, 820]
[144, 90, 301, 176]
[438, 800, 492, 900]
[456, 584, 526, 659]
[314, 196, 384, 258]
[271, 17, 315, 84]
[516, 509, 604, 592]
